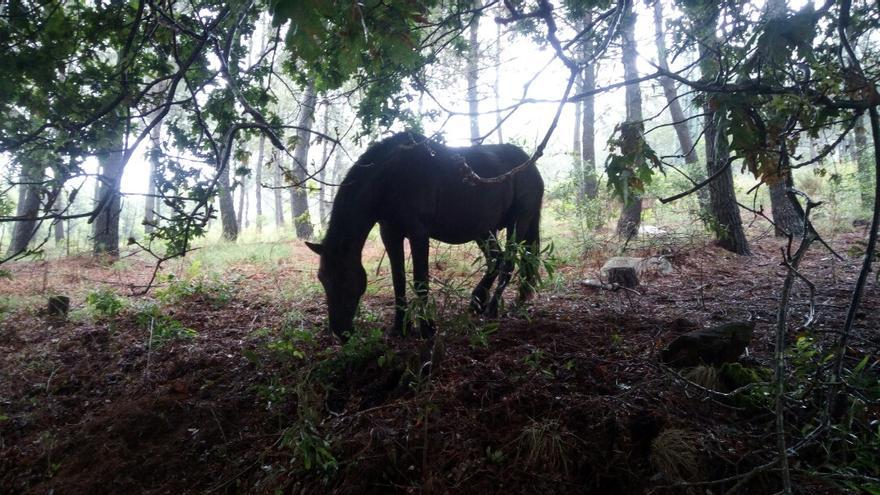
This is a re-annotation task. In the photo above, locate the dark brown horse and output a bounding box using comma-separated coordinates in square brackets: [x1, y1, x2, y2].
[306, 132, 544, 341]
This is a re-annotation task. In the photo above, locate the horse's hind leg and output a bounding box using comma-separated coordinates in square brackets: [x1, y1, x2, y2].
[485, 225, 518, 318]
[470, 232, 502, 314]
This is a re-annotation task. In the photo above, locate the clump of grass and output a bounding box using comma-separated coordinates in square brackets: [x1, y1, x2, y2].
[650, 428, 703, 483]
[683, 365, 722, 391]
[516, 418, 573, 474]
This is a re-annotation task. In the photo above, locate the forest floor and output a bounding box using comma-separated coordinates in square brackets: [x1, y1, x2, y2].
[0, 228, 877, 494]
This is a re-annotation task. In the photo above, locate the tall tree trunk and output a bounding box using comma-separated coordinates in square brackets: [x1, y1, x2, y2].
[854, 114, 872, 209]
[653, 0, 712, 220]
[92, 124, 126, 258]
[616, 0, 643, 240]
[272, 149, 285, 229]
[145, 125, 160, 234]
[6, 164, 44, 257]
[217, 158, 239, 241]
[581, 13, 598, 200]
[236, 164, 247, 232]
[764, 0, 803, 238]
[318, 104, 332, 230]
[573, 74, 583, 202]
[52, 192, 64, 245]
[290, 80, 316, 240]
[255, 134, 265, 233]
[467, 0, 481, 143]
[696, 9, 751, 255]
[494, 18, 504, 143]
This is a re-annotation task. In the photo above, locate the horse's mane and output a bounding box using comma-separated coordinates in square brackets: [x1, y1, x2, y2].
[323, 132, 433, 249]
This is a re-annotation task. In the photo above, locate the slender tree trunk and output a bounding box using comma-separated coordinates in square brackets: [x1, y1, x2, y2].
[145, 126, 160, 235]
[6, 164, 44, 257]
[616, 1, 643, 240]
[318, 104, 331, 230]
[581, 13, 598, 200]
[217, 158, 239, 241]
[52, 192, 64, 244]
[290, 80, 316, 240]
[236, 165, 247, 232]
[573, 74, 583, 202]
[653, 0, 711, 217]
[696, 11, 750, 255]
[467, 0, 481, 143]
[255, 134, 265, 233]
[494, 18, 503, 143]
[854, 114, 872, 209]
[272, 149, 285, 229]
[92, 124, 126, 258]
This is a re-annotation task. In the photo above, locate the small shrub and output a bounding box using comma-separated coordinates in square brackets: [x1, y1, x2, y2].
[135, 303, 196, 348]
[85, 288, 124, 319]
[683, 365, 721, 391]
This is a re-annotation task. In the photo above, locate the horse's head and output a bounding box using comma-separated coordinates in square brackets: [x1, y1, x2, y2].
[306, 241, 367, 342]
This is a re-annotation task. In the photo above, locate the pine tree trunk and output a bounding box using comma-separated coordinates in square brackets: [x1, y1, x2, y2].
[769, 172, 804, 237]
[7, 165, 44, 257]
[272, 149, 285, 229]
[217, 159, 239, 241]
[255, 134, 265, 233]
[494, 19, 504, 144]
[467, 0, 481, 143]
[653, 0, 710, 219]
[236, 168, 247, 232]
[318, 104, 331, 229]
[573, 74, 583, 202]
[854, 114, 872, 209]
[51, 192, 64, 244]
[581, 13, 598, 200]
[92, 126, 126, 258]
[144, 95, 165, 235]
[697, 13, 750, 255]
[290, 80, 316, 240]
[616, 1, 643, 240]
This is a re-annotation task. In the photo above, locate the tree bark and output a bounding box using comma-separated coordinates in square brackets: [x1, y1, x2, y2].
[854, 114, 872, 209]
[255, 134, 265, 233]
[145, 124, 160, 235]
[769, 171, 803, 237]
[6, 164, 44, 257]
[581, 13, 598, 200]
[92, 124, 126, 258]
[318, 103, 331, 230]
[236, 161, 247, 232]
[616, 0, 643, 240]
[467, 0, 481, 143]
[272, 149, 285, 229]
[696, 9, 751, 255]
[51, 189, 64, 245]
[494, 18, 504, 144]
[217, 157, 239, 241]
[290, 79, 316, 240]
[573, 74, 583, 201]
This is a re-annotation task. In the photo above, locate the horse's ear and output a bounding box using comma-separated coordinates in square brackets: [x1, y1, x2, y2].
[305, 241, 323, 255]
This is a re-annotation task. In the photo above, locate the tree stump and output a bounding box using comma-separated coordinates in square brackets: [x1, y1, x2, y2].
[660, 321, 755, 368]
[607, 266, 639, 288]
[47, 295, 70, 320]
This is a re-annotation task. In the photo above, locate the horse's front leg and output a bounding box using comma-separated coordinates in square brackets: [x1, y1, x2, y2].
[380, 224, 408, 337]
[410, 234, 436, 338]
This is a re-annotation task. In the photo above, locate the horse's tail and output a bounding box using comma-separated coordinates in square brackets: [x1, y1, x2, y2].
[517, 207, 542, 303]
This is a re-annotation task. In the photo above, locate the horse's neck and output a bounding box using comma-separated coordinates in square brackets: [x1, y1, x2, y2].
[324, 195, 376, 258]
